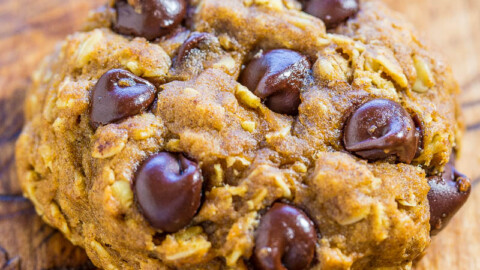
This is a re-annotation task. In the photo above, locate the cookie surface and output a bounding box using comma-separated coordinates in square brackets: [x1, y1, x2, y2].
[15, 0, 470, 269]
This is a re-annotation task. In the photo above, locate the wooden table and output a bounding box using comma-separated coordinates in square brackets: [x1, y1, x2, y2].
[0, 0, 479, 269]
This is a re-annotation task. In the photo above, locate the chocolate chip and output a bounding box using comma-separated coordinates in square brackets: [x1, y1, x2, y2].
[343, 99, 419, 164]
[134, 152, 203, 233]
[412, 114, 424, 158]
[239, 49, 311, 115]
[303, 0, 359, 29]
[428, 160, 471, 236]
[113, 0, 187, 40]
[253, 203, 317, 270]
[176, 32, 214, 61]
[90, 69, 157, 129]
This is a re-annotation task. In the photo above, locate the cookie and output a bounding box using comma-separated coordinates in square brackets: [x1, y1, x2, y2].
[16, 0, 471, 269]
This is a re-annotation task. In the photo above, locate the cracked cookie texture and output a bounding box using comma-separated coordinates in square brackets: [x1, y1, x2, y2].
[16, 0, 465, 269]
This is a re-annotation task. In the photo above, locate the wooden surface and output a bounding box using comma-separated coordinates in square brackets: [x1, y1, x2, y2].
[0, 0, 479, 269]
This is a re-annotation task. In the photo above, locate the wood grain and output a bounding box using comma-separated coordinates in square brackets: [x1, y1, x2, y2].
[0, 0, 479, 269]
[0, 1, 102, 269]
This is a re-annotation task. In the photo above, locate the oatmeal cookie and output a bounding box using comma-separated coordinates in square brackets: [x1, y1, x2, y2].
[16, 0, 471, 269]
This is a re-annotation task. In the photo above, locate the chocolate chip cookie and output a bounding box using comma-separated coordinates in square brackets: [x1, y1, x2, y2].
[16, 0, 471, 269]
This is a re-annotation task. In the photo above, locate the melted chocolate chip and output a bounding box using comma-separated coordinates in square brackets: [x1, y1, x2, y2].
[303, 0, 359, 29]
[176, 32, 214, 61]
[239, 49, 311, 115]
[253, 203, 317, 270]
[90, 69, 156, 129]
[343, 99, 419, 164]
[428, 160, 471, 236]
[134, 152, 203, 233]
[412, 114, 424, 158]
[113, 0, 187, 40]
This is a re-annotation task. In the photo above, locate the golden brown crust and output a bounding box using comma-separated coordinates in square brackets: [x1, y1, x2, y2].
[16, 0, 463, 269]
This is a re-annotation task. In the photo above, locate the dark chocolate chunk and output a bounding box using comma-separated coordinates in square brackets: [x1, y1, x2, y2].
[90, 69, 156, 129]
[428, 160, 471, 235]
[176, 32, 215, 61]
[343, 99, 419, 164]
[303, 0, 359, 29]
[239, 49, 311, 115]
[253, 203, 317, 270]
[113, 0, 186, 40]
[134, 152, 203, 233]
